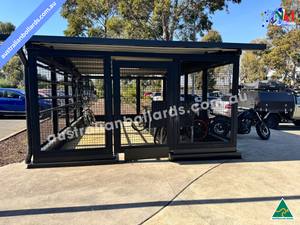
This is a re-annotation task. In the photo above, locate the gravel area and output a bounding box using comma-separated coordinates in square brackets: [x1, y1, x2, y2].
[0, 131, 28, 167]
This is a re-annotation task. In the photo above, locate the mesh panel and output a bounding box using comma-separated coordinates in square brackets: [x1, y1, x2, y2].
[37, 57, 106, 151]
[179, 62, 234, 144]
[118, 67, 167, 147]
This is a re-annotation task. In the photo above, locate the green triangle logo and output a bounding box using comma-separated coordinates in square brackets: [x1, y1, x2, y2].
[271, 198, 294, 220]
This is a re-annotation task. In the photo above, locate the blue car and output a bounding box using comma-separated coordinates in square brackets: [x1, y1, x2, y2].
[0, 88, 52, 115]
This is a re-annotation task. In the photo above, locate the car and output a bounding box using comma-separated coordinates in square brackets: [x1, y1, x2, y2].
[152, 92, 162, 101]
[180, 94, 201, 102]
[210, 95, 232, 117]
[39, 89, 74, 106]
[144, 92, 153, 98]
[0, 88, 52, 116]
[151, 92, 161, 100]
[209, 91, 223, 98]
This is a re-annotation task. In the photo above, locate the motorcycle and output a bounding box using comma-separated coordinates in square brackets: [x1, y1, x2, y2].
[211, 108, 270, 140]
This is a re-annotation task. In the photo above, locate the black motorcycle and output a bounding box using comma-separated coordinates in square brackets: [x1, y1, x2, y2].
[211, 108, 270, 140]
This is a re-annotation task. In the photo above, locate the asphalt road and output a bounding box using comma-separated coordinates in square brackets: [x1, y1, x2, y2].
[0, 116, 27, 140]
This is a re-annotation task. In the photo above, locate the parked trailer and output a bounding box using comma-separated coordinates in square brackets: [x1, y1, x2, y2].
[238, 89, 300, 129]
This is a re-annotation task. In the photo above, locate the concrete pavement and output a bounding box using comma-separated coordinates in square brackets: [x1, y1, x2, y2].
[0, 127, 299, 225]
[0, 117, 26, 140]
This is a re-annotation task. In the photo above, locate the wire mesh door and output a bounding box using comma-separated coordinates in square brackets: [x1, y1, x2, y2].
[113, 61, 173, 161]
[33, 55, 113, 164]
[173, 60, 238, 153]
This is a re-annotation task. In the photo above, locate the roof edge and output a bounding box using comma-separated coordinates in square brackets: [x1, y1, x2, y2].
[0, 34, 266, 51]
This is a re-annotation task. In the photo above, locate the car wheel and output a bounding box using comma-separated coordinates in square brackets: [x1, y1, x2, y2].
[264, 114, 279, 129]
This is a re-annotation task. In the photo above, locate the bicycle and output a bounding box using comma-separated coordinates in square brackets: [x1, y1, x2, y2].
[82, 108, 96, 126]
[154, 108, 209, 144]
[82, 98, 96, 127]
[131, 105, 150, 131]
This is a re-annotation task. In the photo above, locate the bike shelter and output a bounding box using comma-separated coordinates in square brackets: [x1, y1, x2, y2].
[0, 34, 265, 168]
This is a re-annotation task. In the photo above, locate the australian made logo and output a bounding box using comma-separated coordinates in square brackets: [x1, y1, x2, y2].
[271, 198, 294, 220]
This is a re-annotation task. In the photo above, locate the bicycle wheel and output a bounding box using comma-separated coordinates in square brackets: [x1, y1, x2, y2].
[154, 127, 167, 145]
[132, 109, 147, 131]
[87, 109, 96, 125]
[187, 119, 208, 141]
[83, 111, 90, 127]
[132, 120, 146, 131]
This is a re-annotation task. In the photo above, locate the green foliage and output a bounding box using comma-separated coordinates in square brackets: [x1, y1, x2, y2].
[264, 0, 300, 86]
[193, 69, 216, 92]
[61, 0, 242, 41]
[121, 81, 136, 106]
[0, 21, 24, 88]
[61, 0, 118, 37]
[0, 21, 15, 34]
[94, 79, 105, 98]
[240, 37, 271, 83]
[0, 56, 23, 88]
[193, 29, 223, 91]
[200, 29, 222, 43]
[0, 79, 14, 88]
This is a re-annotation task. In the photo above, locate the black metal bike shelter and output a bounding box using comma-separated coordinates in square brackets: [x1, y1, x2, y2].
[0, 34, 265, 168]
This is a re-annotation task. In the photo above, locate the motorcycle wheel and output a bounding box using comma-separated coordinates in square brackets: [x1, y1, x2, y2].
[211, 120, 229, 137]
[256, 121, 270, 140]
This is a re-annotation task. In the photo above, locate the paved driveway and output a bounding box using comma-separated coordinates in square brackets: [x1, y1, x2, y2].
[0, 116, 27, 140]
[0, 127, 300, 224]
[278, 122, 300, 136]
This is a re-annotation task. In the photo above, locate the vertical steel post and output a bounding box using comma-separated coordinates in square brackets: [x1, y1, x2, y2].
[231, 56, 240, 146]
[27, 51, 41, 163]
[202, 68, 208, 120]
[72, 70, 77, 121]
[51, 70, 58, 134]
[64, 73, 70, 127]
[163, 77, 167, 100]
[184, 73, 188, 98]
[104, 56, 113, 154]
[136, 78, 140, 115]
[24, 63, 33, 164]
[113, 61, 121, 154]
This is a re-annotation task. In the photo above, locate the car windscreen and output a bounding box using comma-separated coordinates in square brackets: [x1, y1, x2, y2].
[221, 96, 231, 101]
[19, 90, 25, 95]
[297, 96, 300, 104]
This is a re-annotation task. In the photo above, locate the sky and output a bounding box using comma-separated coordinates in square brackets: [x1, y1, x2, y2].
[0, 0, 282, 44]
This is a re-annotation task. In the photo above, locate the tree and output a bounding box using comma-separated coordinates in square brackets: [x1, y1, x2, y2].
[0, 21, 23, 88]
[61, 0, 118, 38]
[200, 29, 222, 43]
[0, 21, 15, 34]
[94, 79, 105, 98]
[265, 0, 300, 86]
[193, 30, 223, 91]
[240, 37, 271, 83]
[0, 56, 23, 87]
[61, 0, 242, 41]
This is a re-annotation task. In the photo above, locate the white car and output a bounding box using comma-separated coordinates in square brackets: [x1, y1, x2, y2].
[180, 94, 201, 102]
[152, 92, 162, 101]
[210, 95, 232, 117]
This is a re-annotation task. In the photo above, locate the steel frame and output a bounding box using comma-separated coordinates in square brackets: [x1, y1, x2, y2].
[22, 40, 249, 167]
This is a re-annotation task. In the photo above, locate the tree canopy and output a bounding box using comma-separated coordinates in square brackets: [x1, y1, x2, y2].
[0, 21, 23, 88]
[193, 30, 223, 91]
[0, 21, 15, 34]
[61, 0, 242, 41]
[240, 37, 271, 83]
[264, 0, 300, 86]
